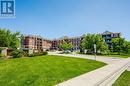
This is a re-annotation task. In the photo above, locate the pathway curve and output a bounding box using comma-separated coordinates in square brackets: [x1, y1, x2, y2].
[49, 52, 124, 64]
[48, 52, 130, 86]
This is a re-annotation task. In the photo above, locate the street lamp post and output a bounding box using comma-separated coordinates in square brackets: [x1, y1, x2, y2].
[17, 35, 23, 50]
[94, 44, 96, 60]
[17, 37, 21, 50]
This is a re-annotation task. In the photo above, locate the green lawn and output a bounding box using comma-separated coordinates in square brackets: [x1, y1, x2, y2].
[94, 53, 130, 58]
[104, 52, 130, 58]
[0, 55, 106, 86]
[113, 70, 130, 86]
[103, 54, 129, 58]
[78, 53, 130, 58]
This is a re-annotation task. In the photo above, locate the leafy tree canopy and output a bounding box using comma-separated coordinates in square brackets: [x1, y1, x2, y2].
[81, 34, 109, 54]
[112, 37, 130, 54]
[0, 29, 20, 49]
[59, 41, 73, 51]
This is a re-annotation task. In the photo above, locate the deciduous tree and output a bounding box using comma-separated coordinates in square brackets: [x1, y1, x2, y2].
[81, 34, 109, 54]
[112, 37, 130, 54]
[0, 29, 20, 49]
[59, 41, 73, 51]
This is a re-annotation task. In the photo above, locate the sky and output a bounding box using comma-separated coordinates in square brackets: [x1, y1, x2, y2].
[0, 0, 130, 40]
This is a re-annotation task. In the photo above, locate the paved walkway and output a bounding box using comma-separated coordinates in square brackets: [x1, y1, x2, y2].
[48, 52, 130, 86]
[127, 66, 130, 71]
[49, 52, 124, 64]
[57, 58, 130, 86]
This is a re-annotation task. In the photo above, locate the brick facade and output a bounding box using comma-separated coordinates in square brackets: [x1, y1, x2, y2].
[21, 31, 121, 52]
[21, 35, 52, 52]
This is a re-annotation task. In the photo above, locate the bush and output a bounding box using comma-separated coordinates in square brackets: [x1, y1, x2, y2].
[76, 51, 82, 54]
[28, 53, 41, 57]
[28, 51, 48, 57]
[0, 54, 5, 57]
[0, 54, 2, 58]
[42, 51, 48, 55]
[11, 49, 25, 58]
[28, 53, 35, 57]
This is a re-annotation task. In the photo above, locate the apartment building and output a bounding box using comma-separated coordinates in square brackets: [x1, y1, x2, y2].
[21, 31, 121, 52]
[21, 35, 52, 53]
[51, 36, 84, 51]
[50, 31, 121, 51]
[42, 39, 52, 51]
[102, 31, 121, 47]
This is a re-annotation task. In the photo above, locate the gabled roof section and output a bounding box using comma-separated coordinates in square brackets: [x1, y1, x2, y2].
[59, 36, 69, 40]
[102, 31, 113, 35]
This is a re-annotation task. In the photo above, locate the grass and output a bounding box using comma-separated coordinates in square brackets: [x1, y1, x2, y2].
[77, 52, 130, 58]
[89, 53, 129, 58]
[113, 70, 130, 86]
[103, 52, 130, 58]
[104, 54, 129, 58]
[80, 53, 129, 58]
[0, 55, 106, 86]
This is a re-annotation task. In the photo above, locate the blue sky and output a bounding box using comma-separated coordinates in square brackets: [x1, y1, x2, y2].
[0, 0, 130, 40]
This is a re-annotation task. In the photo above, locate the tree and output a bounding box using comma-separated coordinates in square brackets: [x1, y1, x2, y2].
[0, 29, 20, 49]
[81, 34, 109, 54]
[122, 41, 130, 54]
[11, 49, 25, 58]
[112, 37, 130, 54]
[59, 41, 73, 51]
[112, 37, 124, 54]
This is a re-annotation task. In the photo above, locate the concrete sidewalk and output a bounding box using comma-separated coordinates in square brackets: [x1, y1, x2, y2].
[49, 52, 124, 64]
[56, 58, 130, 86]
[48, 52, 130, 86]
